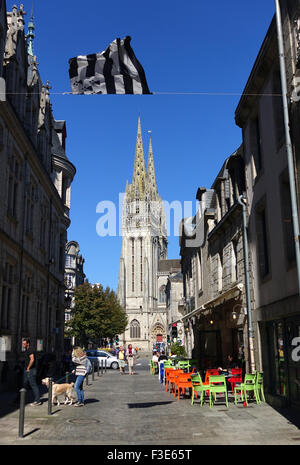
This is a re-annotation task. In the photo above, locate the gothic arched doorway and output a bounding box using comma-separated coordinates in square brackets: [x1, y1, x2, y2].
[151, 323, 166, 345]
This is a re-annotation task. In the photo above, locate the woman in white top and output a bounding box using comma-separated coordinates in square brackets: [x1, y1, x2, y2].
[72, 347, 87, 406]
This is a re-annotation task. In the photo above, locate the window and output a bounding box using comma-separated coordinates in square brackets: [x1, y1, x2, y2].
[40, 203, 48, 250]
[272, 69, 285, 149]
[251, 116, 263, 180]
[159, 285, 166, 303]
[197, 250, 203, 292]
[140, 238, 143, 292]
[280, 172, 296, 264]
[65, 273, 74, 289]
[1, 263, 14, 330]
[65, 254, 76, 269]
[131, 238, 135, 292]
[7, 156, 21, 219]
[130, 319, 140, 339]
[218, 252, 223, 292]
[36, 301, 43, 336]
[232, 240, 238, 282]
[256, 204, 270, 278]
[21, 275, 32, 333]
[26, 181, 37, 236]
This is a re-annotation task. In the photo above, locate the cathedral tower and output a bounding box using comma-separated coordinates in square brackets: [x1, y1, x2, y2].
[117, 117, 168, 351]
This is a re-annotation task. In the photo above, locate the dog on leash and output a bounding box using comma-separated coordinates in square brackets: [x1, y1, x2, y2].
[42, 377, 75, 406]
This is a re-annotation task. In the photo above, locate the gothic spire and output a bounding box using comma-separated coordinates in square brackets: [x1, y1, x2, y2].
[27, 4, 35, 56]
[147, 134, 158, 200]
[131, 116, 146, 199]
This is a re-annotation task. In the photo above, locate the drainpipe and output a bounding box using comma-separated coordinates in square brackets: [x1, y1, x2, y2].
[275, 0, 300, 294]
[238, 195, 255, 373]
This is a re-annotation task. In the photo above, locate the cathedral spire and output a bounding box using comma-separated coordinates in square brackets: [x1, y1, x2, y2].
[147, 134, 158, 199]
[27, 4, 35, 56]
[132, 116, 146, 199]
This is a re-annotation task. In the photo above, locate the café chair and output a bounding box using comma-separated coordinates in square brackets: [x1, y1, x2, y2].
[228, 368, 242, 393]
[191, 373, 208, 406]
[255, 371, 266, 403]
[234, 373, 260, 406]
[174, 373, 192, 400]
[209, 375, 228, 408]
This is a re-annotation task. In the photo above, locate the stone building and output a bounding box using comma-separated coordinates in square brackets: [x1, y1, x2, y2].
[117, 117, 171, 351]
[0, 3, 75, 389]
[64, 241, 85, 321]
[235, 0, 300, 410]
[165, 266, 184, 345]
[180, 147, 250, 370]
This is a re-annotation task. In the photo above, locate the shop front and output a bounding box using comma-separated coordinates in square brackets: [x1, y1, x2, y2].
[263, 315, 300, 409]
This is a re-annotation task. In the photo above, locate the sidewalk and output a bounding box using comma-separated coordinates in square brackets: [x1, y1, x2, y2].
[0, 360, 300, 445]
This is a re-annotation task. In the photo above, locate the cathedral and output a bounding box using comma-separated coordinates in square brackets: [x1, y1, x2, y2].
[117, 117, 175, 352]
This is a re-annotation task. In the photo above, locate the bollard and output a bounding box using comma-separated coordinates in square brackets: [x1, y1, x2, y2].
[97, 361, 100, 377]
[65, 371, 69, 384]
[18, 388, 26, 438]
[92, 362, 95, 381]
[101, 360, 103, 375]
[48, 377, 53, 415]
[105, 358, 107, 373]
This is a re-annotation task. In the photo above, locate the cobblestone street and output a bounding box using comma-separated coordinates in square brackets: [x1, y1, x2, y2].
[0, 360, 300, 446]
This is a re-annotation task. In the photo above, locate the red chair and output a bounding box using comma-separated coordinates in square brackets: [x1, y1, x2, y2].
[228, 368, 242, 393]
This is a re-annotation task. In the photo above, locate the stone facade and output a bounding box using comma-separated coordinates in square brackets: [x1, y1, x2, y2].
[118, 117, 171, 351]
[180, 148, 249, 371]
[0, 3, 75, 389]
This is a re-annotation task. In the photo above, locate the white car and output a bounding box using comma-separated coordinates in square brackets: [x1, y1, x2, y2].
[86, 350, 119, 370]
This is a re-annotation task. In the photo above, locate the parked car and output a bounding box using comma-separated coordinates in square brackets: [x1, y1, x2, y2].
[86, 350, 119, 370]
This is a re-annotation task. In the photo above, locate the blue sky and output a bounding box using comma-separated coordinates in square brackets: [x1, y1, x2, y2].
[10, 0, 275, 290]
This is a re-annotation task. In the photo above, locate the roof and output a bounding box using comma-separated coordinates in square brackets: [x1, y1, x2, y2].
[158, 259, 181, 273]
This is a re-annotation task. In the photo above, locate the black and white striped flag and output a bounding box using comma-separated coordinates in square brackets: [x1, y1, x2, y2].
[68, 36, 151, 95]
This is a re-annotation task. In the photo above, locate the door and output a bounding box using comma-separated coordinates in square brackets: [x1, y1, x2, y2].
[199, 330, 222, 369]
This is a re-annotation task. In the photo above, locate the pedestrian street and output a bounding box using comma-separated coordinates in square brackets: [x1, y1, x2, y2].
[0, 358, 300, 446]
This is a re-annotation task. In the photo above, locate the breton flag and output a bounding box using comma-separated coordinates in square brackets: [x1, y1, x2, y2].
[68, 36, 151, 95]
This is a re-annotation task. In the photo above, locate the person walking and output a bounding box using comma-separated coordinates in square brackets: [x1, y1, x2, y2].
[72, 347, 87, 406]
[118, 347, 126, 374]
[22, 338, 42, 406]
[127, 344, 136, 375]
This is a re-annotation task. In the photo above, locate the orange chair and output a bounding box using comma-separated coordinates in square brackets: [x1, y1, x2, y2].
[175, 373, 193, 400]
[168, 370, 184, 394]
[228, 368, 242, 393]
[165, 368, 174, 392]
[203, 369, 220, 385]
[203, 369, 220, 395]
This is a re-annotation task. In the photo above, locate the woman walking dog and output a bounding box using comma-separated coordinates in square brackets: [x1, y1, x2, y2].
[72, 347, 87, 406]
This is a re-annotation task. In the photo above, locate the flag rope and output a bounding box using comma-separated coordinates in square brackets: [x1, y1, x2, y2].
[0, 91, 286, 96]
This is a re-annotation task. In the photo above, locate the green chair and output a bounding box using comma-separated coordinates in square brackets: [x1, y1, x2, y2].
[176, 361, 191, 370]
[255, 372, 265, 403]
[163, 360, 173, 368]
[209, 375, 228, 408]
[150, 360, 156, 375]
[234, 373, 260, 406]
[191, 373, 207, 406]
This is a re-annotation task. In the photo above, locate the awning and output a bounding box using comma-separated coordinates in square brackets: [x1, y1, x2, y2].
[182, 282, 244, 322]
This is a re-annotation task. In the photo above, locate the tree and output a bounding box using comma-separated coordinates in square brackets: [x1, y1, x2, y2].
[65, 282, 128, 347]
